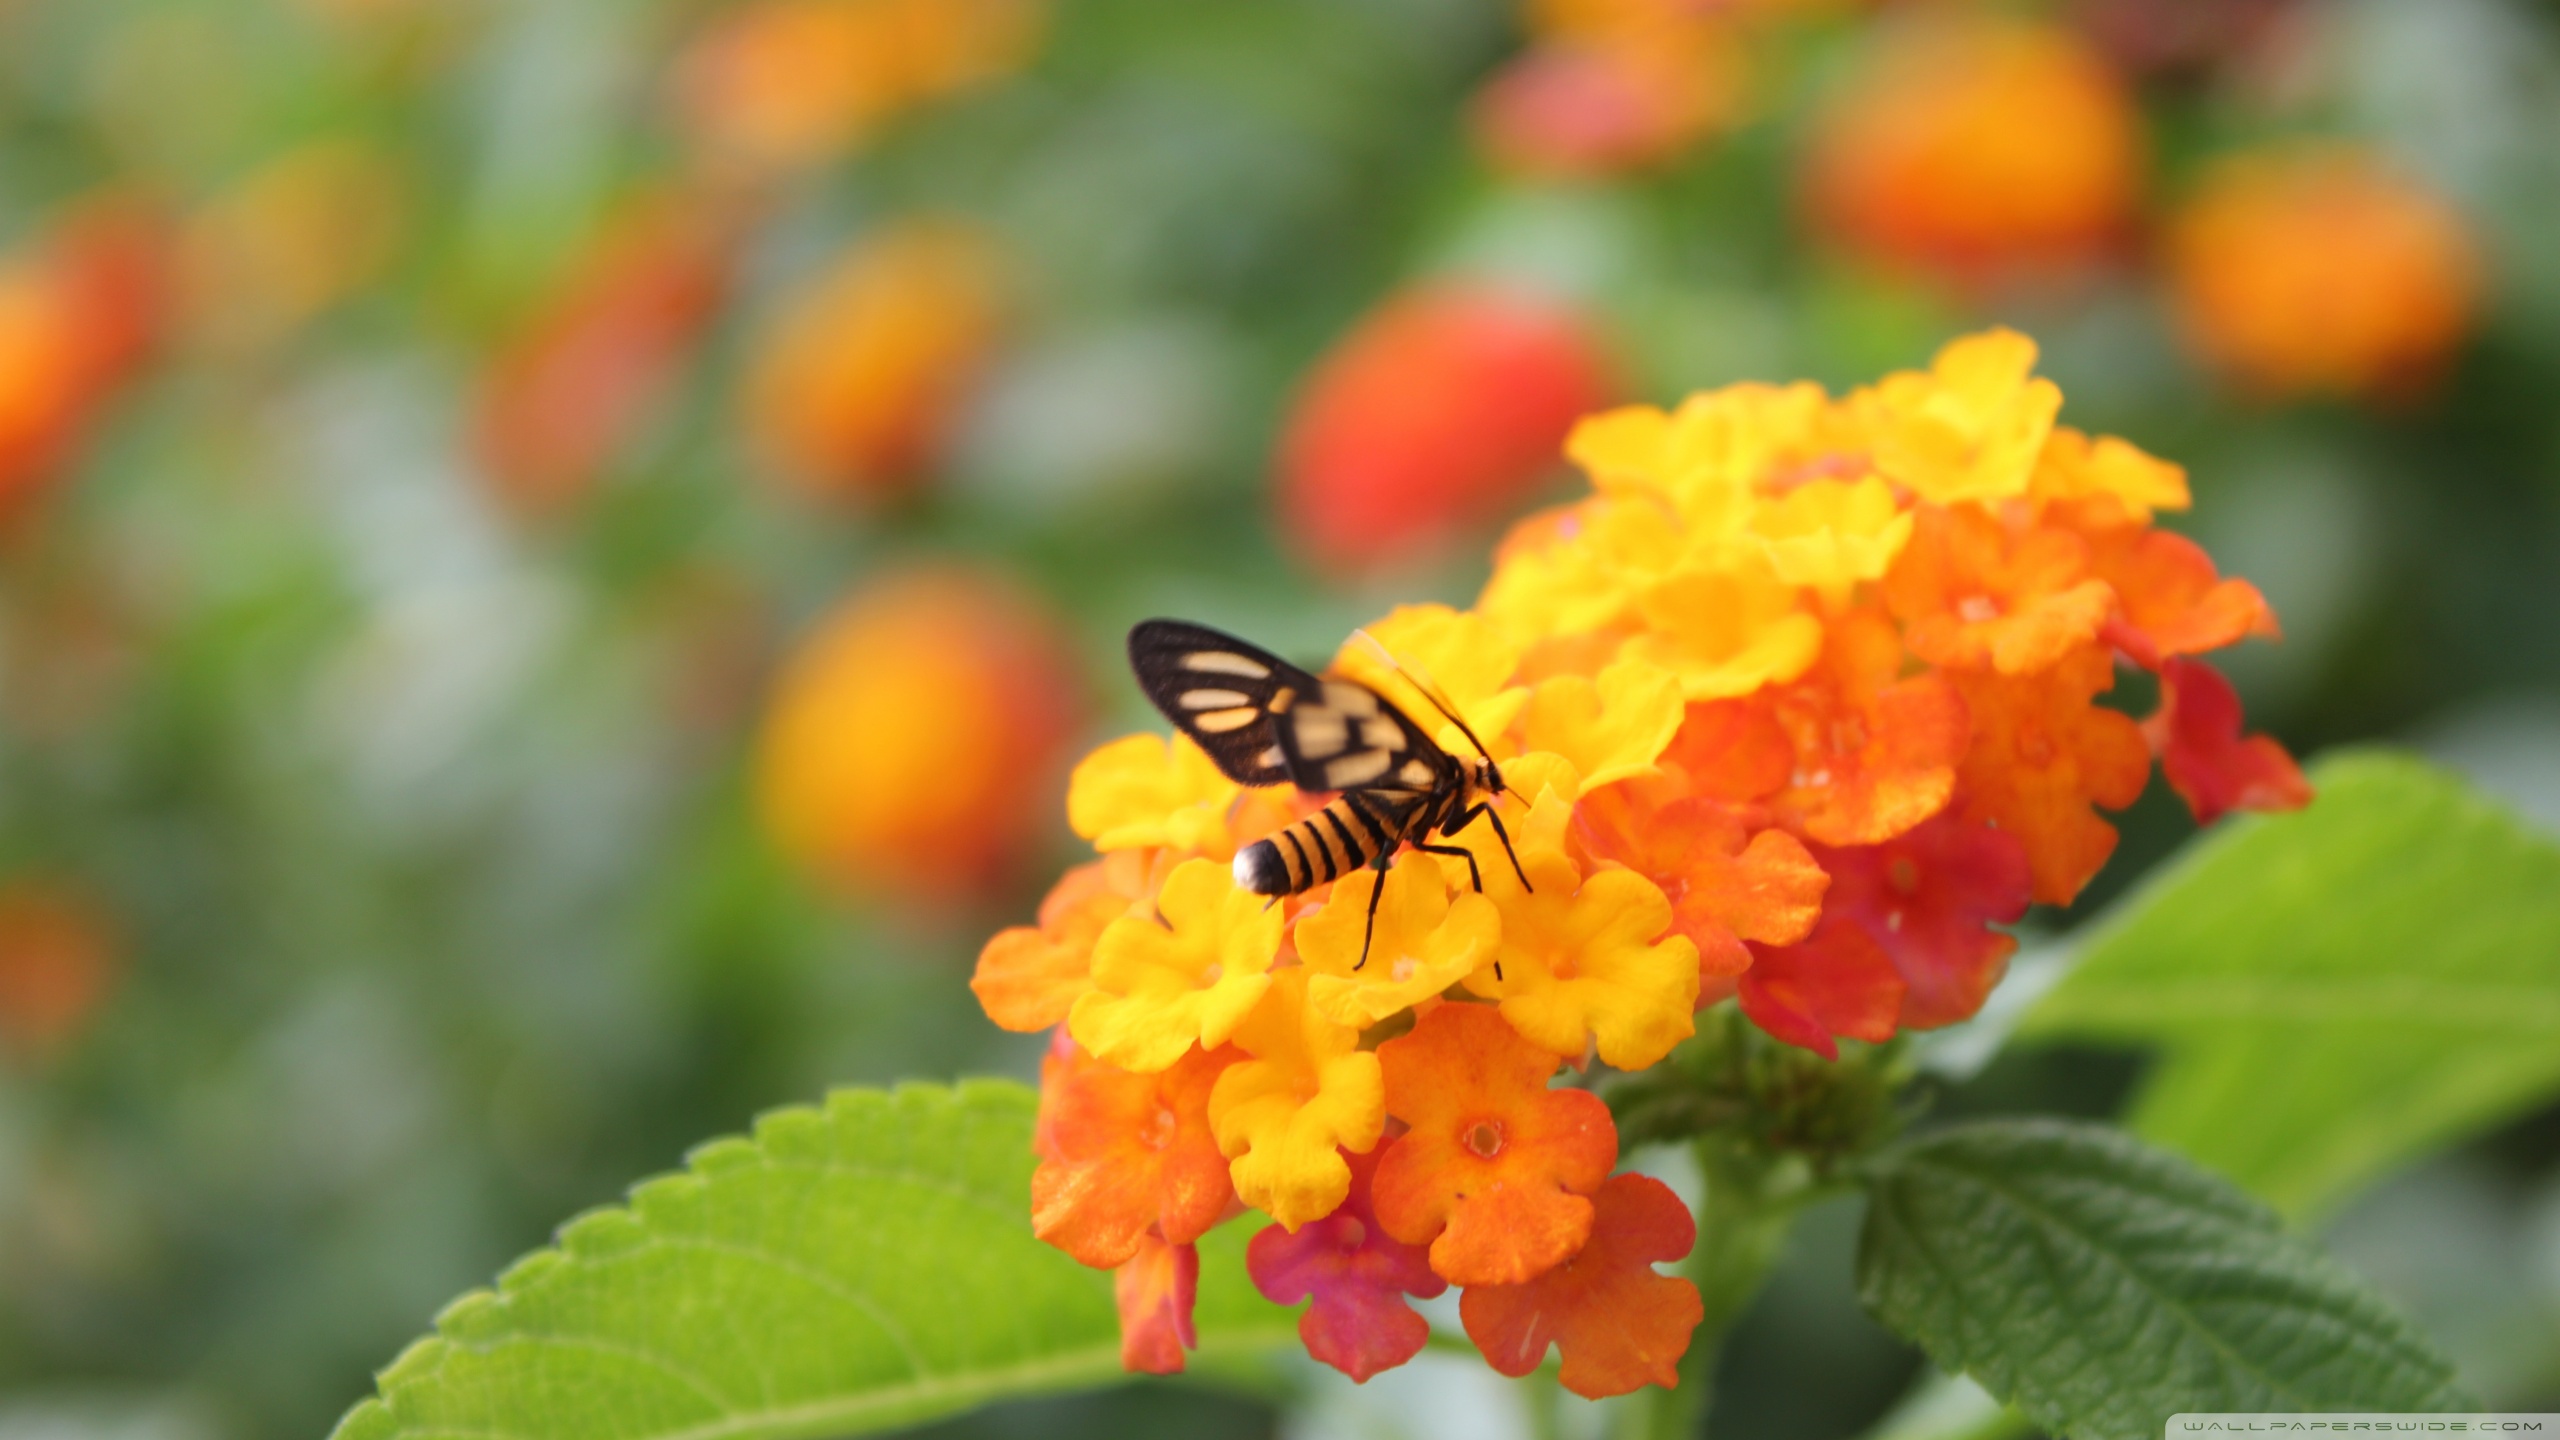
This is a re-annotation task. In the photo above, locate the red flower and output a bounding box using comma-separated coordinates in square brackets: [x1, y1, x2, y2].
[1247, 1145, 1448, 1382]
[1737, 911, 1904, 1060]
[1460, 1173, 1706, 1399]
[1278, 285, 1613, 574]
[2142, 657, 2312, 825]
[1372, 1003, 1617, 1286]
[1811, 811, 2031, 1030]
[472, 200, 732, 515]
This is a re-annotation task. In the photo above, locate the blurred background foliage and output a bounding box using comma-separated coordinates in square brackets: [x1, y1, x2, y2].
[0, 0, 2556, 1437]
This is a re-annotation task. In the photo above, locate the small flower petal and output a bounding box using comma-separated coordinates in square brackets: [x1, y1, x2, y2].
[1115, 1232, 1199, 1375]
[1070, 858, 1281, 1072]
[1373, 1003, 1617, 1286]
[1208, 968, 1387, 1230]
[1032, 1036, 1237, 1266]
[1463, 851, 1700, 1069]
[1459, 1172, 1705, 1399]
[1248, 1145, 1447, 1383]
[1067, 733, 1241, 856]
[1737, 911, 1906, 1059]
[2142, 657, 2313, 825]
[1300, 853, 1500, 1029]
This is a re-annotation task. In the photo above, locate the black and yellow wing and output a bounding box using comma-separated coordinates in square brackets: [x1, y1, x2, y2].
[1127, 620, 1319, 786]
[1127, 619, 1455, 798]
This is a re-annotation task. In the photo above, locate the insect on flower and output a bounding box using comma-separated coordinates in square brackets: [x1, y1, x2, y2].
[1127, 620, 1531, 967]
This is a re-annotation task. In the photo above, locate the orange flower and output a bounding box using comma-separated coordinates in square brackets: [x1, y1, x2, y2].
[1953, 644, 2150, 905]
[1573, 776, 1828, 1005]
[471, 200, 731, 516]
[1761, 610, 1970, 847]
[0, 199, 165, 520]
[1114, 1232, 1198, 1376]
[1278, 284, 1613, 574]
[1372, 1004, 1618, 1286]
[1460, 1172, 1705, 1398]
[2165, 145, 2478, 403]
[1884, 506, 2115, 675]
[1802, 15, 2143, 283]
[745, 220, 1005, 506]
[756, 567, 1083, 900]
[2142, 657, 2312, 826]
[2072, 519, 2276, 669]
[671, 0, 1045, 175]
[1032, 1037, 1236, 1269]
[971, 850, 1159, 1032]
[0, 881, 116, 1057]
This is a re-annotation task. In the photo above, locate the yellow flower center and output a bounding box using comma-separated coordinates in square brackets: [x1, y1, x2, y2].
[1390, 955, 1419, 983]
[1200, 962, 1224, 985]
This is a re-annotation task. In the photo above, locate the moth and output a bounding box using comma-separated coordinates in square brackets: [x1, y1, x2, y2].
[1126, 619, 1530, 968]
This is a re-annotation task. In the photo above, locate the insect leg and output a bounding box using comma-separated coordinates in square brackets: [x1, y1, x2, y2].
[1439, 802, 1535, 894]
[1412, 842, 1483, 893]
[1355, 846, 1392, 971]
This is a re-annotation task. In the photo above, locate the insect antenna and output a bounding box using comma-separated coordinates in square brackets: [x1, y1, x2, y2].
[1348, 628, 1499, 764]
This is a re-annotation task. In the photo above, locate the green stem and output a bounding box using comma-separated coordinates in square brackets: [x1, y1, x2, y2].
[1630, 1136, 1830, 1440]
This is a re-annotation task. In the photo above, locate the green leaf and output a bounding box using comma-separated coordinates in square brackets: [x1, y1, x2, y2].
[329, 1080, 1298, 1440]
[1857, 1118, 2466, 1440]
[2023, 749, 2560, 1218]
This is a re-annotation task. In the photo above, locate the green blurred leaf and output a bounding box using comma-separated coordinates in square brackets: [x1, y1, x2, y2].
[2022, 749, 2560, 1218]
[329, 1080, 1297, 1440]
[1857, 1119, 2466, 1440]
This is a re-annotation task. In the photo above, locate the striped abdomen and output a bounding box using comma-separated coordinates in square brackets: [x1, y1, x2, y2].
[1232, 790, 1419, 896]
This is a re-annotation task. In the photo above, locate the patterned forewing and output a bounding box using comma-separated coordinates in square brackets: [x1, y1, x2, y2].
[1126, 620, 1321, 786]
[1275, 678, 1451, 795]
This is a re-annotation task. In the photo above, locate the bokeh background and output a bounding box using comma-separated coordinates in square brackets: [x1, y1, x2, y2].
[0, 0, 2556, 1436]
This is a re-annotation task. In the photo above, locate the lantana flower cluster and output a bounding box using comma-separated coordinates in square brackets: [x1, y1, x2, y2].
[971, 328, 2308, 1395]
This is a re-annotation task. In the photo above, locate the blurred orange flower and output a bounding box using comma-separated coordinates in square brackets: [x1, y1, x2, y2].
[673, 0, 1046, 177]
[0, 880, 117, 1058]
[1278, 284, 1613, 575]
[2165, 144, 2479, 403]
[0, 198, 165, 521]
[756, 566, 1084, 901]
[471, 200, 732, 516]
[745, 219, 1005, 507]
[1802, 15, 2144, 284]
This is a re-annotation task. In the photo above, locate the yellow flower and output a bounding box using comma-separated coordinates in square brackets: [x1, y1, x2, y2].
[1334, 603, 1530, 752]
[1477, 495, 1688, 643]
[1463, 850, 1699, 1069]
[1872, 328, 2060, 506]
[1298, 852, 1500, 1028]
[1567, 382, 1827, 521]
[1070, 858, 1280, 1071]
[2029, 424, 2189, 521]
[1519, 659, 1685, 793]
[1067, 734, 1239, 856]
[1751, 475, 1916, 600]
[1207, 967, 1385, 1229]
[1623, 561, 1823, 700]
